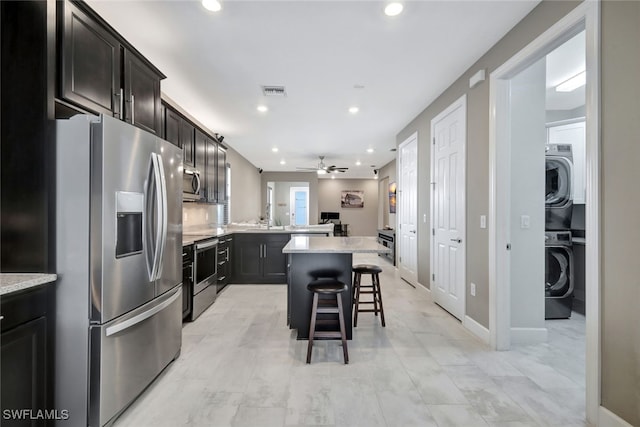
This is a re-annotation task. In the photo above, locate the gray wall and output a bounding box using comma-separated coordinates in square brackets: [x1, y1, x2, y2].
[395, 0, 581, 325]
[271, 181, 308, 226]
[317, 178, 379, 237]
[395, 0, 640, 422]
[261, 172, 319, 224]
[227, 146, 262, 223]
[600, 1, 640, 424]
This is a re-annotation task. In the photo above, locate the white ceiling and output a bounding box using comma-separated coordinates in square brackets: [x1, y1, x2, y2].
[546, 30, 586, 111]
[88, 0, 540, 178]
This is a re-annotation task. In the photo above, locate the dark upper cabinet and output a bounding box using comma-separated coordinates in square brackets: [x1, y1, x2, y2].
[206, 139, 217, 203]
[164, 105, 196, 168]
[124, 50, 161, 135]
[60, 0, 121, 117]
[164, 107, 181, 147]
[216, 145, 227, 202]
[58, 1, 165, 134]
[181, 120, 196, 168]
[163, 105, 223, 204]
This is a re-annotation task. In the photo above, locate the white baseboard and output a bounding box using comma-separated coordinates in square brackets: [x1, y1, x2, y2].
[463, 315, 490, 344]
[510, 327, 548, 344]
[599, 406, 633, 427]
[417, 281, 431, 293]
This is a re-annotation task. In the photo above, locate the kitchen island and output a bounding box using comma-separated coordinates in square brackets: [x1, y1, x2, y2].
[283, 236, 390, 340]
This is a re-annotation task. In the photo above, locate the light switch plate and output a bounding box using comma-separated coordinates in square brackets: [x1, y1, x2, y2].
[423, 213, 427, 223]
[520, 215, 530, 229]
[470, 282, 476, 296]
[480, 215, 486, 229]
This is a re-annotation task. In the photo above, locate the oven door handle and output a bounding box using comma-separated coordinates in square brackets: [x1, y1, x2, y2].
[196, 239, 219, 250]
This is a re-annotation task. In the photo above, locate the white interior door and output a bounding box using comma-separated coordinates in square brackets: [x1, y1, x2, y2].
[431, 95, 466, 320]
[398, 133, 418, 286]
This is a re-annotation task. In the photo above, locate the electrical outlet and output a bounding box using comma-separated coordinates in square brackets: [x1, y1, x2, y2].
[480, 215, 486, 229]
[470, 282, 476, 296]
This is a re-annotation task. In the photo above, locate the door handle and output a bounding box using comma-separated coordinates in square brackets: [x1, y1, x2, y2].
[410, 230, 416, 234]
[450, 238, 462, 243]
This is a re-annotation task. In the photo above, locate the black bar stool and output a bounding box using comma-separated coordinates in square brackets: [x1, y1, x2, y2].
[306, 279, 349, 364]
[352, 264, 385, 327]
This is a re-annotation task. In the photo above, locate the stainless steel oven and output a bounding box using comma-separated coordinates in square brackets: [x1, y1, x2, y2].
[189, 238, 218, 320]
[183, 166, 202, 201]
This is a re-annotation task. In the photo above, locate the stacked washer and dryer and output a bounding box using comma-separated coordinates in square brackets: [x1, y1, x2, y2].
[544, 144, 575, 319]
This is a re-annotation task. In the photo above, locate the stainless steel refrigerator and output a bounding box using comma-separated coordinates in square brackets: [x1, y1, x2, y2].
[55, 115, 183, 426]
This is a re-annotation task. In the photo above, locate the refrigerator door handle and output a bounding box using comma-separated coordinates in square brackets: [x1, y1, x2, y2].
[105, 287, 181, 337]
[147, 153, 164, 281]
[155, 153, 169, 279]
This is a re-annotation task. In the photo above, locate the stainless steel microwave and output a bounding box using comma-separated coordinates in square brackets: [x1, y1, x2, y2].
[183, 166, 202, 201]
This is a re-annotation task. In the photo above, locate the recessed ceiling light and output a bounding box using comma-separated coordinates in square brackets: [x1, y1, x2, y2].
[367, 148, 374, 153]
[257, 105, 269, 113]
[202, 0, 222, 12]
[355, 161, 361, 166]
[348, 106, 359, 114]
[331, 175, 335, 180]
[280, 159, 286, 165]
[271, 147, 278, 153]
[384, 2, 403, 17]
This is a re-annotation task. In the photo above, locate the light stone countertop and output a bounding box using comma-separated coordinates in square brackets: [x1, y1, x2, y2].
[0, 274, 57, 296]
[182, 224, 334, 246]
[282, 236, 391, 254]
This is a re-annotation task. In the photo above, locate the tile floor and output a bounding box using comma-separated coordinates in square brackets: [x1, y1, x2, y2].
[113, 254, 587, 427]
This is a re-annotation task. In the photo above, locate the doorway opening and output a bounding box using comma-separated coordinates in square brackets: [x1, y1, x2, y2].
[290, 186, 309, 226]
[489, 2, 599, 423]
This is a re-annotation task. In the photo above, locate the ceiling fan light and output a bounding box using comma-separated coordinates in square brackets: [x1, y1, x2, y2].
[317, 169, 327, 175]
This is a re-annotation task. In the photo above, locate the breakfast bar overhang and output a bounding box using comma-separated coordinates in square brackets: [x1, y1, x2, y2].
[283, 236, 391, 340]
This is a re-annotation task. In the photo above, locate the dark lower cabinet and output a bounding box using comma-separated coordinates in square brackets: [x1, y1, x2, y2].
[1, 285, 53, 426]
[217, 235, 233, 291]
[182, 245, 194, 320]
[233, 234, 289, 284]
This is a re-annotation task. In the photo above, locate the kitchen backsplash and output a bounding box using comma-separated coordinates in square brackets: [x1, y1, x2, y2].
[183, 203, 224, 232]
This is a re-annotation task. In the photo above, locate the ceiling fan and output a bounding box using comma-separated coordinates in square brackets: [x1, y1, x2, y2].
[296, 156, 348, 174]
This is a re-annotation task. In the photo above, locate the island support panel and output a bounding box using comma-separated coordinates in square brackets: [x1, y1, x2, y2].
[287, 253, 353, 340]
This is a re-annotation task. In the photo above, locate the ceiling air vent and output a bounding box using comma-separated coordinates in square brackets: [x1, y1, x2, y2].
[262, 86, 287, 97]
